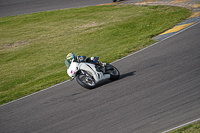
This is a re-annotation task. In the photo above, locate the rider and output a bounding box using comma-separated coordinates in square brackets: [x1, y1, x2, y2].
[66, 53, 105, 72]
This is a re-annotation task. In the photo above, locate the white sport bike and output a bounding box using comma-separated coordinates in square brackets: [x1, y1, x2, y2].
[65, 56, 120, 89]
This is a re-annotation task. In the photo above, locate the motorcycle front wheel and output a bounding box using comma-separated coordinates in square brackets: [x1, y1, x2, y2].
[76, 71, 96, 89]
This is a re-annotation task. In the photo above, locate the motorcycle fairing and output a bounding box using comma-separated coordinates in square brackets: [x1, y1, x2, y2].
[67, 61, 110, 83]
[67, 62, 78, 78]
[78, 63, 102, 83]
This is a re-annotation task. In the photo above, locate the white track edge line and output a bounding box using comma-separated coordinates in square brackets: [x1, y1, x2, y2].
[1, 21, 200, 108]
[161, 118, 200, 133]
[0, 80, 70, 107]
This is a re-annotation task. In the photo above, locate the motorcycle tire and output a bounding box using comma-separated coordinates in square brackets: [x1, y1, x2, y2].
[113, 0, 117, 2]
[105, 64, 120, 80]
[76, 71, 97, 89]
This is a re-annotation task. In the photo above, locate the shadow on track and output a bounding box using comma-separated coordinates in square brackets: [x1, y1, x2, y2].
[119, 71, 136, 80]
[92, 71, 136, 89]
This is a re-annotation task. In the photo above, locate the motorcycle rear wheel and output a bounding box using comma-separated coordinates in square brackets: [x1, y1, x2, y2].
[76, 71, 96, 89]
[105, 64, 120, 80]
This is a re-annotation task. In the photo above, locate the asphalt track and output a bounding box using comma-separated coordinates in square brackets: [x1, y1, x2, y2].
[1, 17, 200, 133]
[0, 0, 112, 17]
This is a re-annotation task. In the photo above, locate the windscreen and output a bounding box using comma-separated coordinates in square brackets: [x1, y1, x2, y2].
[65, 60, 71, 68]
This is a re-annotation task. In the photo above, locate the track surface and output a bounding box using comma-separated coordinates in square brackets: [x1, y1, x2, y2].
[0, 0, 112, 17]
[0, 19, 200, 133]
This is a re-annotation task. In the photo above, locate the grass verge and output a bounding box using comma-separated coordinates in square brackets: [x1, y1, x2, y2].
[0, 5, 191, 105]
[169, 120, 200, 133]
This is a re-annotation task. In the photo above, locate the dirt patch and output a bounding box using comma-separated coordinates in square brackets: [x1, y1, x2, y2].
[134, 1, 194, 9]
[2, 41, 28, 50]
[80, 22, 105, 28]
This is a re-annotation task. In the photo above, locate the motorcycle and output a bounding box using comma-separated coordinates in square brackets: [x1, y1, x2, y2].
[65, 56, 120, 89]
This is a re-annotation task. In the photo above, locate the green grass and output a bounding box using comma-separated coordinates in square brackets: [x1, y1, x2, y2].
[169, 121, 200, 133]
[0, 5, 191, 105]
